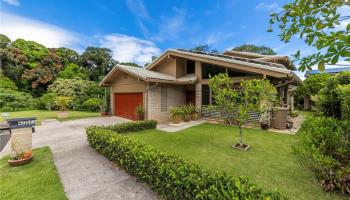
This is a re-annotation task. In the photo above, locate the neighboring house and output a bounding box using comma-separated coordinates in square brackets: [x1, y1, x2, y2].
[305, 67, 350, 77]
[100, 49, 302, 121]
[303, 67, 350, 110]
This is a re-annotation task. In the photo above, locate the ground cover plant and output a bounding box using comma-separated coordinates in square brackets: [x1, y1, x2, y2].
[0, 147, 67, 200]
[86, 125, 286, 200]
[98, 120, 157, 133]
[127, 123, 347, 200]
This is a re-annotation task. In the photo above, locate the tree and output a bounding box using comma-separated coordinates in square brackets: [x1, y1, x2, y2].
[209, 73, 276, 150]
[21, 52, 62, 96]
[232, 44, 277, 55]
[189, 44, 219, 54]
[0, 34, 11, 48]
[52, 47, 79, 66]
[80, 47, 116, 81]
[58, 63, 88, 79]
[54, 96, 71, 112]
[268, 1, 350, 71]
[12, 39, 49, 68]
[119, 62, 140, 67]
[297, 73, 331, 98]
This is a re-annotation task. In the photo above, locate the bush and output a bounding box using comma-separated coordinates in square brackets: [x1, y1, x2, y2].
[86, 126, 286, 200]
[82, 98, 102, 112]
[101, 120, 157, 133]
[0, 88, 36, 111]
[37, 93, 55, 110]
[295, 116, 350, 194]
[54, 96, 71, 112]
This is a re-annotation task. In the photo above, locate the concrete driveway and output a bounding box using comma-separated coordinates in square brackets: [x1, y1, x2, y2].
[1, 117, 159, 200]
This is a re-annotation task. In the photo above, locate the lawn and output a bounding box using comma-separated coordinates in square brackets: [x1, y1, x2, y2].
[0, 147, 67, 200]
[127, 123, 346, 200]
[0, 110, 100, 125]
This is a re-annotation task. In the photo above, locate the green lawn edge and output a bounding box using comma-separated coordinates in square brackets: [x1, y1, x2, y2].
[0, 147, 67, 200]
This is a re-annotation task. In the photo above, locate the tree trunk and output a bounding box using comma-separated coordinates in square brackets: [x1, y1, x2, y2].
[239, 125, 243, 145]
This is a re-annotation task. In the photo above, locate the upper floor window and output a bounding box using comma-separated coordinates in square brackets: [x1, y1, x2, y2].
[186, 60, 195, 74]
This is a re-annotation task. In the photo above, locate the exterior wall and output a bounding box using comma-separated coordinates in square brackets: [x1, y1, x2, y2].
[147, 84, 185, 122]
[110, 72, 146, 115]
[152, 57, 176, 76]
[176, 57, 186, 78]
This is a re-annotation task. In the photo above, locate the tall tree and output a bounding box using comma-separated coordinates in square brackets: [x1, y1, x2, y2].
[190, 44, 219, 54]
[11, 39, 49, 68]
[52, 47, 79, 66]
[232, 44, 277, 55]
[80, 47, 116, 81]
[268, 1, 350, 71]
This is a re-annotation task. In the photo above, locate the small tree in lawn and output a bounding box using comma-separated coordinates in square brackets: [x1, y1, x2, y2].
[209, 73, 276, 150]
[54, 96, 71, 118]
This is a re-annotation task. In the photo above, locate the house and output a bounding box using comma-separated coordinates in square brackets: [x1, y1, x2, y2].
[303, 67, 350, 110]
[305, 67, 350, 77]
[100, 49, 302, 122]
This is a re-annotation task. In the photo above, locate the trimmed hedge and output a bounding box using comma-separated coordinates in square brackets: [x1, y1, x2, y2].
[100, 120, 157, 133]
[86, 126, 286, 200]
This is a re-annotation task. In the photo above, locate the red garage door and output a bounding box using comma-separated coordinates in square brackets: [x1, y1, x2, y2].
[114, 93, 143, 120]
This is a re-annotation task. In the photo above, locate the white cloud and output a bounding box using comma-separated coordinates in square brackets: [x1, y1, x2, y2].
[124, 0, 151, 38]
[152, 7, 187, 42]
[0, 12, 79, 48]
[98, 34, 161, 65]
[2, 0, 20, 6]
[255, 2, 281, 11]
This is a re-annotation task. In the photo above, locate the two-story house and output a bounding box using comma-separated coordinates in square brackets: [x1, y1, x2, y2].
[100, 49, 302, 121]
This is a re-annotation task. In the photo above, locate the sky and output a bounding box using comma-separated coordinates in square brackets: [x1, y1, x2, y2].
[0, 0, 348, 79]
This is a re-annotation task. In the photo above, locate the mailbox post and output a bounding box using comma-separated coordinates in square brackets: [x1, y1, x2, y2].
[7, 117, 36, 156]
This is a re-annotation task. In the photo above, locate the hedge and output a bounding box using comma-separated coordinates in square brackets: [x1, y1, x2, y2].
[86, 126, 286, 200]
[100, 120, 157, 133]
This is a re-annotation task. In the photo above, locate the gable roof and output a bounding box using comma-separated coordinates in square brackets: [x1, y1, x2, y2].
[223, 50, 296, 70]
[305, 67, 350, 77]
[147, 49, 293, 76]
[100, 64, 197, 86]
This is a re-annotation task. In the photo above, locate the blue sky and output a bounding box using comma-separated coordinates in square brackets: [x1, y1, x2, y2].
[0, 0, 324, 77]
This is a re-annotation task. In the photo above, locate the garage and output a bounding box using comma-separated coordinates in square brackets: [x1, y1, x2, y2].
[114, 93, 143, 120]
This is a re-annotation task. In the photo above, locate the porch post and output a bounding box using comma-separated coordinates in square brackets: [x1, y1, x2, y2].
[284, 85, 289, 107]
[195, 83, 202, 115]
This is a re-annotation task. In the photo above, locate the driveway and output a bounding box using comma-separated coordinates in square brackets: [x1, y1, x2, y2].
[1, 117, 159, 200]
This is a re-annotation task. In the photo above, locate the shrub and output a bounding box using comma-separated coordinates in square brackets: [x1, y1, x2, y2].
[86, 126, 286, 200]
[169, 106, 184, 119]
[295, 116, 350, 194]
[101, 120, 157, 133]
[0, 88, 36, 111]
[82, 98, 102, 112]
[37, 93, 55, 110]
[54, 96, 71, 112]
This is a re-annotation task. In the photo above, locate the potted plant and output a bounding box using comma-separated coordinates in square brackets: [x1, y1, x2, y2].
[135, 105, 144, 120]
[181, 105, 191, 122]
[187, 103, 198, 120]
[8, 141, 33, 166]
[169, 106, 183, 124]
[100, 104, 109, 117]
[54, 96, 71, 118]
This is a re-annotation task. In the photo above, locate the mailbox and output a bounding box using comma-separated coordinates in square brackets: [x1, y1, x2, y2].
[7, 117, 36, 156]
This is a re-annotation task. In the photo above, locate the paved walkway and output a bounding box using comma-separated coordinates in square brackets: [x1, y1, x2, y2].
[0, 117, 159, 200]
[157, 119, 207, 132]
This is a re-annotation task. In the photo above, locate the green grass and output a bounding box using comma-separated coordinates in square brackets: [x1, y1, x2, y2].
[0, 147, 67, 200]
[127, 123, 346, 200]
[0, 110, 100, 125]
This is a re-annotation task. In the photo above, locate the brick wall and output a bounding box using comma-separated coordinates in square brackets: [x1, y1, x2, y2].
[147, 84, 185, 122]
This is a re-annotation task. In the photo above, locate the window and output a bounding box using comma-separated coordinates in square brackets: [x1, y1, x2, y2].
[201, 63, 226, 79]
[202, 85, 210, 105]
[186, 60, 195, 74]
[161, 86, 168, 112]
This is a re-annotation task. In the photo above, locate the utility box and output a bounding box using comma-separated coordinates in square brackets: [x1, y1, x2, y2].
[271, 107, 289, 130]
[7, 118, 36, 155]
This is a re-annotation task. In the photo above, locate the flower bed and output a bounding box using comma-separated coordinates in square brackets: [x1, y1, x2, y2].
[86, 126, 286, 199]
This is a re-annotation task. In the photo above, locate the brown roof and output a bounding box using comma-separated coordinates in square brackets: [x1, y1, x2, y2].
[100, 64, 197, 86]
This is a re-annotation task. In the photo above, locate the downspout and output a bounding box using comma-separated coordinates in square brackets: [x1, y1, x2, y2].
[146, 82, 159, 120]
